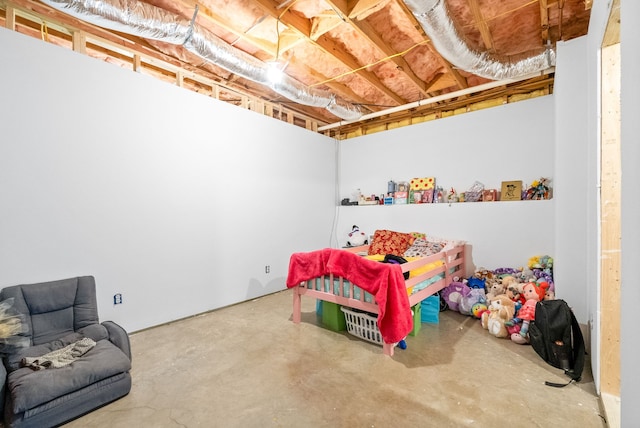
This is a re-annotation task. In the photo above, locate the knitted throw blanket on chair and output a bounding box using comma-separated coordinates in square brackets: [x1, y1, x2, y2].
[21, 337, 97, 370]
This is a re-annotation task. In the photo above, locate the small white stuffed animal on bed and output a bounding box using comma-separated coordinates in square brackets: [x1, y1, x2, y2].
[346, 225, 368, 247]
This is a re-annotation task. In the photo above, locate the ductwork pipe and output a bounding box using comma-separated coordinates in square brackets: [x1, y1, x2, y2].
[39, 0, 363, 121]
[404, 0, 555, 80]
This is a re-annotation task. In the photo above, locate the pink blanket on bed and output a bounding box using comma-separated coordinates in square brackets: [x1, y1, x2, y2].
[286, 248, 412, 344]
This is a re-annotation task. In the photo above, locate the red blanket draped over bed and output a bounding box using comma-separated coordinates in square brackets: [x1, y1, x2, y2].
[286, 248, 412, 344]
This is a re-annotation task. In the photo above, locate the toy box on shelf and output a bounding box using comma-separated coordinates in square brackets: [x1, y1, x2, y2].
[410, 177, 435, 204]
[358, 195, 379, 205]
[483, 189, 498, 202]
[394, 181, 409, 204]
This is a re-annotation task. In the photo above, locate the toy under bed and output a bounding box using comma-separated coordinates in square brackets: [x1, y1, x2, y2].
[287, 243, 465, 356]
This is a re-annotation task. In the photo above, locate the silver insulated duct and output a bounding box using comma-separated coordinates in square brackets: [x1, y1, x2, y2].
[404, 0, 555, 80]
[39, 0, 363, 121]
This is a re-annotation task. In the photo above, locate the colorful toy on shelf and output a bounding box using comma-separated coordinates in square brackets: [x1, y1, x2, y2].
[395, 182, 409, 204]
[447, 187, 458, 203]
[410, 177, 435, 204]
[525, 177, 551, 200]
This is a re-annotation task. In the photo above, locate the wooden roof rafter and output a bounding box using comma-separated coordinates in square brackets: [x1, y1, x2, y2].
[252, 0, 407, 106]
[323, 0, 431, 97]
[467, 0, 494, 51]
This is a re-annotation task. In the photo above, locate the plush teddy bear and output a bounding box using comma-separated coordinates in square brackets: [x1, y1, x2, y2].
[485, 279, 506, 302]
[346, 225, 367, 247]
[505, 280, 525, 305]
[472, 267, 494, 281]
[481, 294, 516, 338]
[502, 275, 518, 288]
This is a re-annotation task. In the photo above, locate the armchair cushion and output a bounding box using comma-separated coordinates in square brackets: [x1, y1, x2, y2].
[7, 339, 131, 414]
[4, 276, 99, 347]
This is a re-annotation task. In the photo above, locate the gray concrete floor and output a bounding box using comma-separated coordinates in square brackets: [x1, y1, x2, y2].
[65, 290, 607, 427]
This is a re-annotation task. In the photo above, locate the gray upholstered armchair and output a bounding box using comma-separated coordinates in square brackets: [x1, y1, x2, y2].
[0, 276, 132, 428]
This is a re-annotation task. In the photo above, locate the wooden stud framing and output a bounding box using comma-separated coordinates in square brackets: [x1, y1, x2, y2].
[133, 54, 142, 73]
[540, 0, 549, 43]
[5, 4, 15, 29]
[598, 2, 621, 424]
[600, 33, 621, 410]
[72, 30, 86, 54]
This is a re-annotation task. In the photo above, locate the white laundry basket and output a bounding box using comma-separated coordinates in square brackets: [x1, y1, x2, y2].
[340, 306, 384, 345]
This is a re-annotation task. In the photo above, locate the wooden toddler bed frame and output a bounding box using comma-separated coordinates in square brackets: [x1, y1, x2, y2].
[288, 243, 466, 356]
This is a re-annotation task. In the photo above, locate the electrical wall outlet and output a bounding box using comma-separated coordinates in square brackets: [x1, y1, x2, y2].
[265, 265, 270, 274]
[113, 293, 123, 305]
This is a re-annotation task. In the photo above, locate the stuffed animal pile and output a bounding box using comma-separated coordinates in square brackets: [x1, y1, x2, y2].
[439, 255, 555, 344]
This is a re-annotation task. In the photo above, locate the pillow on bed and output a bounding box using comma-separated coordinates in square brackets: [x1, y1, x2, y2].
[368, 230, 416, 256]
[424, 234, 466, 251]
[403, 238, 444, 257]
[410, 232, 426, 240]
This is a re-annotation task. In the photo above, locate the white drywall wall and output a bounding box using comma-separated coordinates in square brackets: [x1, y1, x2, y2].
[0, 28, 337, 332]
[621, 0, 640, 424]
[553, 36, 592, 323]
[337, 96, 556, 274]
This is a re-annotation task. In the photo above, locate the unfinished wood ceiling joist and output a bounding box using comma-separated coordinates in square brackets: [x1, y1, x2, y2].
[1, 0, 591, 137]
